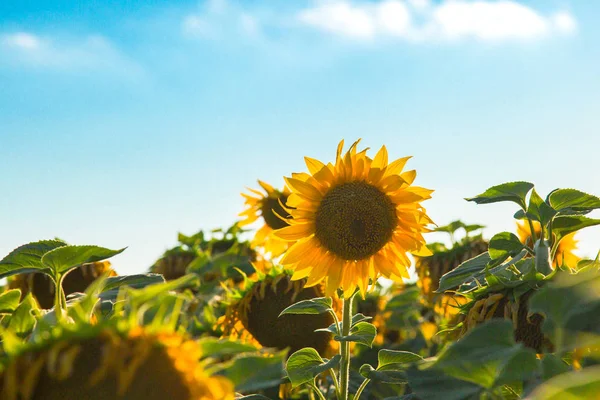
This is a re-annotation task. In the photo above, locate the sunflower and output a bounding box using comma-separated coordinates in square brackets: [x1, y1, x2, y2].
[415, 237, 488, 305]
[219, 265, 335, 358]
[0, 325, 234, 400]
[275, 140, 434, 298]
[516, 220, 580, 268]
[8, 261, 117, 309]
[239, 181, 293, 257]
[459, 289, 552, 353]
[150, 250, 197, 282]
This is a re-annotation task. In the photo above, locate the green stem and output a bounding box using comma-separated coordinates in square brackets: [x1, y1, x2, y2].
[526, 217, 537, 248]
[329, 367, 341, 399]
[354, 378, 371, 400]
[53, 275, 65, 322]
[311, 384, 327, 400]
[339, 293, 355, 400]
[329, 308, 342, 337]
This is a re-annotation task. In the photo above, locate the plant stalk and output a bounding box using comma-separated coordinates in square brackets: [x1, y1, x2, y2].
[354, 378, 371, 400]
[339, 294, 354, 400]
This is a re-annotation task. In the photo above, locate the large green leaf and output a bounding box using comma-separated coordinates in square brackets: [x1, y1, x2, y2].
[41, 245, 126, 276]
[527, 365, 600, 400]
[466, 182, 534, 208]
[285, 348, 340, 388]
[220, 350, 287, 392]
[526, 189, 557, 226]
[488, 232, 524, 260]
[279, 297, 333, 317]
[551, 216, 600, 248]
[0, 239, 67, 279]
[437, 252, 491, 292]
[335, 321, 377, 348]
[0, 289, 22, 314]
[548, 189, 600, 215]
[406, 366, 482, 400]
[434, 320, 538, 389]
[528, 268, 600, 352]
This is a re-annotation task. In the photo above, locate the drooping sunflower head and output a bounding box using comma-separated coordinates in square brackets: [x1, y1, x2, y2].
[239, 181, 293, 257]
[415, 237, 488, 303]
[0, 325, 234, 400]
[458, 288, 552, 353]
[275, 140, 434, 298]
[8, 261, 117, 309]
[219, 267, 335, 358]
[150, 249, 197, 281]
[516, 220, 580, 269]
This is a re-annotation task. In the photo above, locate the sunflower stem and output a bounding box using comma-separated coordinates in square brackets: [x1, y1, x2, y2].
[329, 308, 342, 337]
[53, 274, 66, 323]
[329, 365, 341, 399]
[311, 383, 327, 400]
[339, 293, 355, 400]
[354, 378, 371, 400]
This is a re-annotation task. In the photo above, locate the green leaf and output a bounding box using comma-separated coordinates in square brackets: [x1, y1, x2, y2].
[527, 365, 600, 400]
[406, 366, 482, 400]
[102, 273, 165, 292]
[436, 252, 491, 292]
[285, 348, 341, 388]
[464, 224, 485, 234]
[548, 189, 600, 215]
[378, 350, 424, 369]
[335, 321, 377, 348]
[279, 297, 333, 317]
[466, 181, 534, 208]
[197, 338, 259, 358]
[315, 313, 372, 335]
[360, 350, 424, 384]
[435, 320, 538, 389]
[435, 220, 466, 235]
[488, 232, 525, 260]
[41, 245, 126, 276]
[8, 293, 38, 337]
[528, 268, 600, 352]
[526, 189, 557, 226]
[220, 350, 287, 393]
[0, 239, 67, 279]
[541, 354, 571, 380]
[551, 216, 600, 247]
[0, 289, 22, 314]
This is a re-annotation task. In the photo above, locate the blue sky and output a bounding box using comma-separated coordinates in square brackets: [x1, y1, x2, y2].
[1, 0, 599, 275]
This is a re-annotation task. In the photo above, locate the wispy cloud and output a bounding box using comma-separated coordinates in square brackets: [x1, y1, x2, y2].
[297, 0, 577, 42]
[181, 0, 263, 40]
[0, 31, 144, 76]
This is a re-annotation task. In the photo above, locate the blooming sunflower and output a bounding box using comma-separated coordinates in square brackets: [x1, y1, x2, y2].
[0, 325, 234, 400]
[275, 140, 434, 298]
[239, 181, 292, 257]
[8, 261, 117, 309]
[516, 220, 580, 268]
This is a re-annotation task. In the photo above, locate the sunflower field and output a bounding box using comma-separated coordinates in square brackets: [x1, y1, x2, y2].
[1, 140, 599, 400]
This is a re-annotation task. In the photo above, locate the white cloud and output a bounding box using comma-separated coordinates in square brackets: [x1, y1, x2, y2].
[298, 2, 376, 39]
[0, 32, 143, 76]
[182, 0, 264, 40]
[2, 32, 41, 49]
[296, 0, 577, 42]
[552, 11, 577, 34]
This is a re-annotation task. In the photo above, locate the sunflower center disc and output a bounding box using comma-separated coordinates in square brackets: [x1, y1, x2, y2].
[315, 181, 397, 260]
[261, 194, 291, 230]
